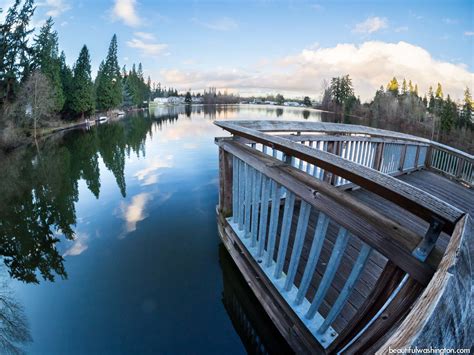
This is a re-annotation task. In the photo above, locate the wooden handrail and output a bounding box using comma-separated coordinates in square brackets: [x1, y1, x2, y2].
[217, 139, 442, 286]
[215, 121, 464, 234]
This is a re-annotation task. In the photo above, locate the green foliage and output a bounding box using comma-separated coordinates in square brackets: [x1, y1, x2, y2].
[122, 62, 150, 107]
[32, 17, 64, 112]
[459, 87, 473, 128]
[330, 75, 355, 114]
[440, 95, 456, 132]
[95, 34, 122, 110]
[0, 0, 35, 104]
[59, 51, 73, 115]
[70, 45, 94, 117]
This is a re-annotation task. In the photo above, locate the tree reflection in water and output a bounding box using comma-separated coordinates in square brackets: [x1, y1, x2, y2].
[0, 112, 162, 284]
[0, 267, 32, 354]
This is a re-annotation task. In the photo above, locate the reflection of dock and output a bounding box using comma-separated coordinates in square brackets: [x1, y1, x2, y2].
[215, 121, 472, 353]
[219, 245, 293, 354]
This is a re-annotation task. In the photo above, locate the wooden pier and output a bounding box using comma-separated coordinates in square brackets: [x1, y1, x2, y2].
[215, 121, 472, 354]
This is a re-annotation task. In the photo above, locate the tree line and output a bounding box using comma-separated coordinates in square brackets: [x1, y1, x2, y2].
[0, 0, 180, 151]
[320, 74, 473, 148]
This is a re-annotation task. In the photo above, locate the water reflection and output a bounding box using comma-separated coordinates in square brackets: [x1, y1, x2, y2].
[219, 245, 293, 355]
[0, 267, 32, 354]
[0, 104, 337, 353]
[0, 112, 156, 283]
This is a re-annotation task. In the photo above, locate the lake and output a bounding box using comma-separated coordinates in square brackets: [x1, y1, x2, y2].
[0, 105, 335, 354]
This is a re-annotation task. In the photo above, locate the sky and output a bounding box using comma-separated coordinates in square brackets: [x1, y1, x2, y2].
[1, 0, 473, 101]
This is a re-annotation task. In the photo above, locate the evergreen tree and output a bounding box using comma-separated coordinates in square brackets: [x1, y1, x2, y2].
[71, 45, 94, 118]
[303, 96, 312, 106]
[95, 34, 122, 110]
[428, 86, 435, 113]
[440, 95, 456, 132]
[59, 51, 73, 115]
[0, 0, 35, 104]
[401, 78, 407, 95]
[32, 17, 64, 112]
[408, 80, 414, 94]
[460, 87, 472, 128]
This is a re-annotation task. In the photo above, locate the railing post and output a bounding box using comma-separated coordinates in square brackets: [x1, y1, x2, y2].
[373, 142, 384, 171]
[398, 144, 407, 172]
[425, 145, 433, 168]
[414, 145, 420, 170]
[219, 147, 233, 216]
[455, 158, 465, 179]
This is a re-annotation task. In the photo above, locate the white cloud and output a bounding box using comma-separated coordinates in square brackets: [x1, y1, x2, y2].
[134, 154, 173, 186]
[112, 0, 140, 27]
[159, 41, 474, 102]
[38, 0, 71, 17]
[127, 32, 168, 57]
[353, 16, 388, 34]
[465, 31, 474, 36]
[193, 16, 238, 31]
[63, 232, 89, 257]
[119, 193, 151, 235]
[134, 31, 155, 41]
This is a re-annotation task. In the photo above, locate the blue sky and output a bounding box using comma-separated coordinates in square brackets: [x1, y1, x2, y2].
[1, 0, 473, 100]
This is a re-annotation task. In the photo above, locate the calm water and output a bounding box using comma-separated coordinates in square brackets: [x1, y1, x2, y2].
[0, 105, 332, 354]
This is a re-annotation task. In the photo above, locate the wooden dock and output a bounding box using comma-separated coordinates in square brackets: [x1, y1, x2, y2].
[215, 121, 472, 354]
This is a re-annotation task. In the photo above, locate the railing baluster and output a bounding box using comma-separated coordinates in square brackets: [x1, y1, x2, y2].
[306, 227, 349, 319]
[250, 171, 263, 246]
[274, 192, 296, 279]
[232, 156, 239, 223]
[244, 163, 252, 237]
[318, 244, 372, 333]
[238, 160, 245, 230]
[295, 212, 329, 305]
[284, 201, 311, 292]
[257, 176, 271, 253]
[265, 181, 281, 265]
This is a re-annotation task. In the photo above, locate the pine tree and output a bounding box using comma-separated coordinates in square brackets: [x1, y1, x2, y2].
[0, 0, 35, 104]
[402, 79, 407, 95]
[440, 95, 456, 132]
[71, 45, 94, 118]
[95, 34, 122, 110]
[460, 87, 472, 128]
[59, 51, 73, 115]
[428, 86, 435, 113]
[408, 80, 414, 94]
[32, 17, 64, 112]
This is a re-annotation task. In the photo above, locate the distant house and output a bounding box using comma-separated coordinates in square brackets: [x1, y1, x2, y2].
[153, 96, 185, 105]
[284, 101, 302, 107]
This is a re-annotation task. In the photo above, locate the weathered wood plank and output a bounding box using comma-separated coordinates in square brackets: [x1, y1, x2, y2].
[377, 215, 472, 352]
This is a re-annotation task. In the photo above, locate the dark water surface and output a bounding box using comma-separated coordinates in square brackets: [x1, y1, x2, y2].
[0, 105, 331, 354]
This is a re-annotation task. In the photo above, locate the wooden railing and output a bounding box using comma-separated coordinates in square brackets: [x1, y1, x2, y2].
[428, 144, 473, 186]
[215, 121, 470, 353]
